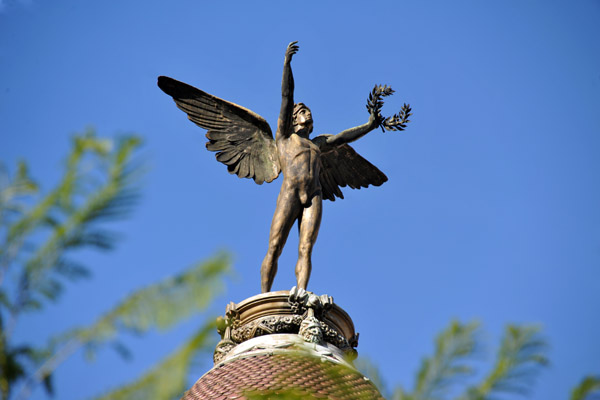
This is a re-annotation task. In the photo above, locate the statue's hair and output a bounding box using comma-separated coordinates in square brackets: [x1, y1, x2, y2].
[293, 103, 310, 117]
[292, 103, 313, 134]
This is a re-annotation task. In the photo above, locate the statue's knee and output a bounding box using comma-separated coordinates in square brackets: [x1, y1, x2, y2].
[298, 243, 312, 258]
[268, 238, 283, 255]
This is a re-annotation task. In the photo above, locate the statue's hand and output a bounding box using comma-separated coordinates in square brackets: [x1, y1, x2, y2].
[285, 41, 299, 62]
[368, 106, 380, 127]
[366, 85, 392, 128]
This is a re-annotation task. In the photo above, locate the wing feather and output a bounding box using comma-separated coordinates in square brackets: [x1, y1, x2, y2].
[251, 147, 264, 184]
[158, 76, 280, 184]
[315, 135, 388, 201]
[216, 150, 242, 164]
[248, 153, 255, 178]
[238, 155, 250, 178]
[206, 141, 230, 152]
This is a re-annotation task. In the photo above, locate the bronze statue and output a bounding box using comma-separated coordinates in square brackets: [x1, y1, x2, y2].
[158, 41, 411, 293]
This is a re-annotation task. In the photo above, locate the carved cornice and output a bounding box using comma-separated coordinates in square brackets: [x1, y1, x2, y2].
[213, 288, 358, 364]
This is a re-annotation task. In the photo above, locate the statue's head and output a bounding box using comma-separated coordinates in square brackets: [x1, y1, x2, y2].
[293, 103, 313, 137]
[299, 316, 323, 344]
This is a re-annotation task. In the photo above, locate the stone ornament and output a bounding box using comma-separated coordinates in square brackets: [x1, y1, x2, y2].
[299, 316, 324, 344]
[213, 289, 358, 364]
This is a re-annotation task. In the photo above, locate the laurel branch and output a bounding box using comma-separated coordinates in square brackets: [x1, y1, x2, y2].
[366, 85, 412, 132]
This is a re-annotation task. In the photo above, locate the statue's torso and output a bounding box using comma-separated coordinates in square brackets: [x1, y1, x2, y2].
[277, 133, 321, 199]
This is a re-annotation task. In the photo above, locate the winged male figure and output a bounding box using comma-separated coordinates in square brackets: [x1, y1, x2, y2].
[158, 41, 411, 293]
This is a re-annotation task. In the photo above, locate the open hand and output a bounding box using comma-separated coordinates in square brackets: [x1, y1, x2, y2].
[285, 41, 299, 61]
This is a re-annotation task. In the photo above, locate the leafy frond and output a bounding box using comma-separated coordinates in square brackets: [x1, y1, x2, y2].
[0, 343, 52, 399]
[91, 322, 216, 400]
[570, 376, 600, 400]
[365, 84, 412, 133]
[0, 130, 143, 399]
[366, 84, 395, 130]
[246, 389, 319, 400]
[16, 131, 142, 304]
[459, 324, 548, 400]
[18, 255, 230, 400]
[6, 132, 108, 243]
[392, 387, 414, 400]
[57, 254, 230, 357]
[412, 320, 480, 400]
[1, 130, 141, 306]
[0, 161, 39, 285]
[62, 229, 118, 251]
[382, 103, 412, 132]
[243, 358, 366, 400]
[0, 161, 38, 221]
[354, 356, 390, 398]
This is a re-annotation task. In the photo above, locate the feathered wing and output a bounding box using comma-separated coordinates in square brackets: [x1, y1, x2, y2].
[315, 135, 388, 201]
[157, 76, 280, 184]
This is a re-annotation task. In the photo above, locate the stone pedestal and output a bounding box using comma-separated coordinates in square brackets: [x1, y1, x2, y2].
[181, 288, 384, 400]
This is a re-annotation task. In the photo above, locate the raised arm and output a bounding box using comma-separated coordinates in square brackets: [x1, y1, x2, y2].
[276, 41, 299, 140]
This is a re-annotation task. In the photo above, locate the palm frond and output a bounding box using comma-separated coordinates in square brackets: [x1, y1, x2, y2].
[6, 132, 108, 244]
[392, 387, 414, 400]
[0, 161, 39, 283]
[0, 161, 38, 219]
[412, 320, 480, 400]
[570, 376, 600, 400]
[354, 356, 390, 398]
[90, 322, 216, 400]
[459, 324, 548, 400]
[246, 390, 317, 400]
[19, 132, 142, 303]
[21, 255, 230, 399]
[57, 254, 230, 356]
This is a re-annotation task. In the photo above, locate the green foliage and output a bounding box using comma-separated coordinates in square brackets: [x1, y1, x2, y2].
[92, 322, 216, 400]
[244, 357, 379, 400]
[411, 321, 480, 400]
[570, 376, 600, 400]
[354, 356, 390, 397]
[459, 325, 548, 400]
[1, 130, 141, 314]
[246, 389, 320, 400]
[3, 129, 593, 400]
[387, 321, 548, 400]
[58, 254, 230, 360]
[0, 130, 231, 400]
[0, 129, 143, 400]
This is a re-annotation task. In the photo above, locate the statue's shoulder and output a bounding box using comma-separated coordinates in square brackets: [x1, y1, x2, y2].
[311, 134, 332, 146]
[311, 134, 333, 151]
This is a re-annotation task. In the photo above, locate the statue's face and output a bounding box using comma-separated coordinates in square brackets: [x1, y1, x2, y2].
[293, 106, 313, 136]
[300, 319, 323, 344]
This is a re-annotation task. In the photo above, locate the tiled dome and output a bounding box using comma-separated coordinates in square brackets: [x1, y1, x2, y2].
[182, 290, 383, 400]
[183, 347, 383, 399]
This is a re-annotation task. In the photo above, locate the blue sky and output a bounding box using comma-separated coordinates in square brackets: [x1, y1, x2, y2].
[1, 0, 599, 399]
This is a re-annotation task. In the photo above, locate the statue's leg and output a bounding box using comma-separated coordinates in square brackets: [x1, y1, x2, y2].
[295, 194, 322, 290]
[261, 187, 300, 292]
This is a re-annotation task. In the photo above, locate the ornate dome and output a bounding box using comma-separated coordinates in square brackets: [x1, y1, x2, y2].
[181, 290, 383, 400]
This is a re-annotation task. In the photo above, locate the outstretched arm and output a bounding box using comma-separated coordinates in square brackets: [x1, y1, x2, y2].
[323, 84, 411, 147]
[324, 108, 379, 147]
[276, 41, 299, 140]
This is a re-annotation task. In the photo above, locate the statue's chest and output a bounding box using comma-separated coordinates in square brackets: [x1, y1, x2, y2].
[278, 135, 321, 167]
[290, 134, 320, 153]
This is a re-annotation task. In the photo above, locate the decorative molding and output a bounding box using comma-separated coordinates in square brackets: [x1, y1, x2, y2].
[213, 288, 358, 364]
